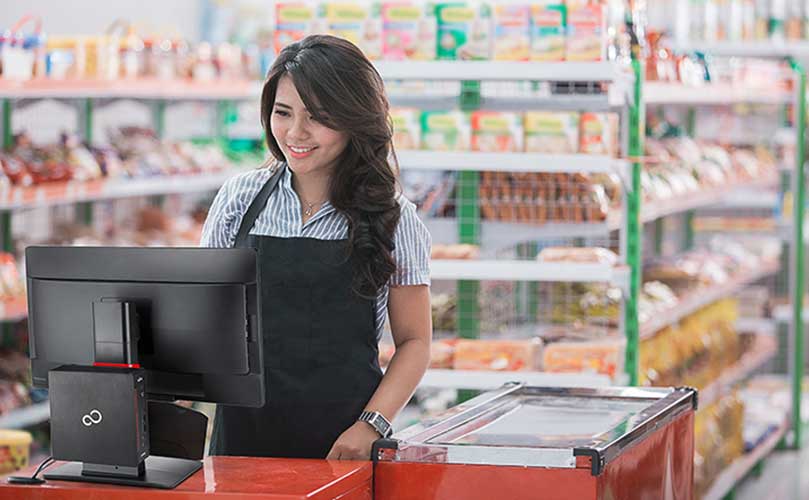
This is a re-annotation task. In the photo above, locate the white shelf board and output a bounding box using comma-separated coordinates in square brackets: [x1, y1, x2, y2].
[424, 219, 612, 248]
[419, 369, 612, 390]
[675, 41, 809, 58]
[773, 303, 809, 323]
[0, 79, 258, 100]
[375, 61, 623, 82]
[0, 171, 234, 210]
[397, 151, 626, 175]
[699, 333, 777, 408]
[640, 260, 781, 339]
[645, 82, 791, 105]
[703, 415, 789, 500]
[0, 402, 50, 429]
[430, 259, 629, 286]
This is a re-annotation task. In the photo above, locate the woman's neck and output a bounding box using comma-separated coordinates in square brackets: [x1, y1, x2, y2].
[291, 168, 331, 206]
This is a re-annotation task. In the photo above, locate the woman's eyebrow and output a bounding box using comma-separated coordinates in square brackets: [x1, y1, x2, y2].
[274, 102, 293, 110]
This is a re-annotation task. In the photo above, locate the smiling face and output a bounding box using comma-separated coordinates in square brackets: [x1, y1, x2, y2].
[269, 75, 350, 178]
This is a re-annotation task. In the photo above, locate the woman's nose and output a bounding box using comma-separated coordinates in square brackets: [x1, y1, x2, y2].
[288, 117, 310, 141]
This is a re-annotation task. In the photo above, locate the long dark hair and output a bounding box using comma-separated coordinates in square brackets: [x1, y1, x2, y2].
[261, 35, 401, 298]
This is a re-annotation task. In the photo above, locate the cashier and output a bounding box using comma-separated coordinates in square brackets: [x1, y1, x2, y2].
[200, 34, 432, 460]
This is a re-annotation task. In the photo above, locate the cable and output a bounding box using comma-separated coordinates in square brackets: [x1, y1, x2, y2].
[6, 456, 55, 485]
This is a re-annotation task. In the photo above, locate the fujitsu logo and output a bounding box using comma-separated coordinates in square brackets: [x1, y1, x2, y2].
[82, 409, 103, 427]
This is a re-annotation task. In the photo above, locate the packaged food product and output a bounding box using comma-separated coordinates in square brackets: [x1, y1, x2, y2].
[390, 107, 422, 150]
[537, 246, 618, 266]
[524, 112, 580, 153]
[579, 112, 618, 156]
[274, 3, 318, 54]
[381, 2, 437, 60]
[542, 336, 625, 377]
[566, 1, 607, 61]
[0, 430, 31, 475]
[319, 2, 383, 59]
[420, 111, 471, 151]
[453, 338, 543, 371]
[431, 244, 480, 259]
[530, 1, 566, 61]
[470, 111, 523, 152]
[492, 4, 531, 61]
[435, 2, 492, 60]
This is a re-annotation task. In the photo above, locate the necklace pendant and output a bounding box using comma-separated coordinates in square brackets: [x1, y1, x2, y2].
[304, 206, 313, 217]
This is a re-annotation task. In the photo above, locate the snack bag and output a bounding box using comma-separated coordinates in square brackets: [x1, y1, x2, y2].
[579, 112, 617, 156]
[524, 112, 580, 154]
[471, 111, 523, 152]
[566, 0, 607, 61]
[381, 2, 437, 60]
[421, 111, 471, 151]
[319, 2, 383, 59]
[435, 2, 492, 60]
[274, 3, 317, 54]
[493, 4, 531, 61]
[453, 338, 543, 371]
[390, 107, 422, 150]
[530, 1, 566, 61]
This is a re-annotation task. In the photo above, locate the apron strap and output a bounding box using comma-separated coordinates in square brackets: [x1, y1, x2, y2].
[234, 166, 285, 247]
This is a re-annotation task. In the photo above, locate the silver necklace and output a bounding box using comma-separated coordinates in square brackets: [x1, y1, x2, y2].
[303, 201, 317, 217]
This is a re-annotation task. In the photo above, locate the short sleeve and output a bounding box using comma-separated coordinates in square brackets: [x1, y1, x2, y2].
[200, 177, 241, 248]
[390, 197, 432, 287]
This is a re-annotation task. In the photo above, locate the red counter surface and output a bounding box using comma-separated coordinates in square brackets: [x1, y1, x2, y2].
[0, 457, 372, 500]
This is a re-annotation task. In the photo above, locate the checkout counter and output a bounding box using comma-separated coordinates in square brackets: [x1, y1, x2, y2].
[0, 384, 696, 500]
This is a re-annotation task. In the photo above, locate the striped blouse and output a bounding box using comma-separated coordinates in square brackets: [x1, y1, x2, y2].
[200, 164, 432, 339]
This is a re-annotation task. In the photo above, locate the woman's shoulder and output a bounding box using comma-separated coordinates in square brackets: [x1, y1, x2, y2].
[394, 193, 430, 240]
[222, 166, 277, 195]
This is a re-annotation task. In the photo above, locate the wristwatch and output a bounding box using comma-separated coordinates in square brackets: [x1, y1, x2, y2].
[358, 410, 393, 438]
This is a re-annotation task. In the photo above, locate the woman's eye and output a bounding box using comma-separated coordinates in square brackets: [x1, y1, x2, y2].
[273, 109, 290, 117]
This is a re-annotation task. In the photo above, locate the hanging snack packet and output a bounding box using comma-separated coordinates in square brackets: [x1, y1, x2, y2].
[381, 2, 437, 60]
[530, 1, 566, 61]
[435, 2, 492, 60]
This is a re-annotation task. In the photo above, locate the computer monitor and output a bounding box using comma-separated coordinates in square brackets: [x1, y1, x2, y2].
[26, 245, 264, 408]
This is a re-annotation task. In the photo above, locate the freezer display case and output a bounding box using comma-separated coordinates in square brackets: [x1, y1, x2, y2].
[374, 384, 696, 500]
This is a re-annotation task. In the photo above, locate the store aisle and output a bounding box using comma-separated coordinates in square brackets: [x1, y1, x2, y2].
[737, 448, 809, 500]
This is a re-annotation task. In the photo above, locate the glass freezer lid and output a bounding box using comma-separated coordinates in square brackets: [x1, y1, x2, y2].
[376, 384, 697, 474]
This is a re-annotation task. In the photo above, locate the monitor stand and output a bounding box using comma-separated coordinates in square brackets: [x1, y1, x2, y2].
[44, 456, 202, 489]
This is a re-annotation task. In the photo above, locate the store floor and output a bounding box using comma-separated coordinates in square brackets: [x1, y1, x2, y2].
[737, 447, 809, 499]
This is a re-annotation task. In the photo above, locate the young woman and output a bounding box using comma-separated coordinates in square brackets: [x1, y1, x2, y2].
[200, 34, 432, 460]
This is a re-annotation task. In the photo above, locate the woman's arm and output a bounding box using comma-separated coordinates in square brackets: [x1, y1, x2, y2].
[326, 284, 431, 459]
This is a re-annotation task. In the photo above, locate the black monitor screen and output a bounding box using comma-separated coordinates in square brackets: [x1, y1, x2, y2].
[26, 246, 264, 408]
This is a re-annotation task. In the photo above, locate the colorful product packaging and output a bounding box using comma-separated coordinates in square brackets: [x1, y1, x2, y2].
[530, 1, 566, 61]
[435, 2, 492, 60]
[453, 339, 543, 371]
[492, 4, 531, 61]
[420, 111, 471, 151]
[579, 112, 618, 156]
[566, 0, 607, 61]
[318, 2, 383, 59]
[381, 2, 437, 60]
[390, 107, 422, 150]
[470, 111, 523, 152]
[524, 112, 580, 154]
[274, 3, 318, 54]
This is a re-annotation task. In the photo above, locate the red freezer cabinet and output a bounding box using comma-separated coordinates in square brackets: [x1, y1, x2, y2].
[374, 384, 696, 500]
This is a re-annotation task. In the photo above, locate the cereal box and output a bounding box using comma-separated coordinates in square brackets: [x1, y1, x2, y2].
[530, 1, 566, 61]
[274, 3, 317, 54]
[566, 1, 607, 61]
[493, 4, 531, 61]
[524, 112, 580, 154]
[421, 111, 471, 151]
[319, 2, 383, 59]
[580, 112, 618, 156]
[471, 111, 523, 152]
[381, 2, 437, 60]
[390, 107, 422, 150]
[435, 2, 492, 60]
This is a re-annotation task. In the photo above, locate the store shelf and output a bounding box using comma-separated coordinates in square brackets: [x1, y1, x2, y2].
[397, 151, 627, 175]
[645, 82, 791, 105]
[699, 333, 778, 409]
[640, 259, 781, 339]
[0, 171, 235, 210]
[0, 402, 50, 429]
[675, 41, 809, 58]
[0, 296, 27, 322]
[0, 78, 257, 100]
[424, 219, 612, 249]
[418, 369, 612, 390]
[430, 259, 629, 286]
[375, 61, 624, 83]
[703, 415, 789, 500]
[773, 303, 809, 323]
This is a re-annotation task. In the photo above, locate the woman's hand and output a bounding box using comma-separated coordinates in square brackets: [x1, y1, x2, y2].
[326, 421, 380, 460]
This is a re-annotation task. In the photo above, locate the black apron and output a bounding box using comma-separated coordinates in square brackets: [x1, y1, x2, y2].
[209, 167, 383, 458]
